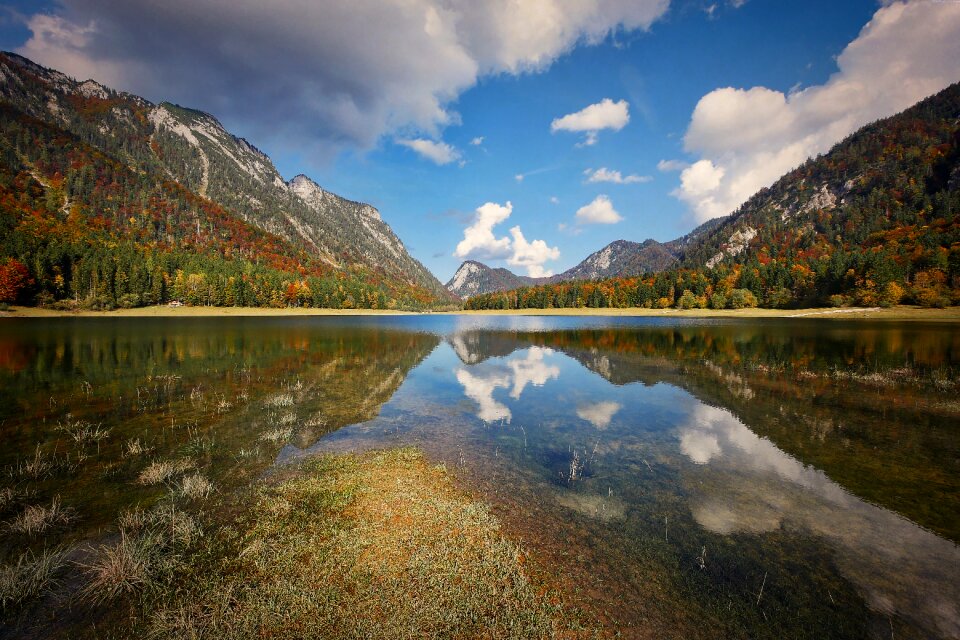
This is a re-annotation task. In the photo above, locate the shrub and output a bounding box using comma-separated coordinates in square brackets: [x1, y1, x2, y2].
[728, 289, 758, 309]
[676, 290, 698, 310]
[879, 282, 905, 308]
[709, 293, 727, 309]
[766, 287, 792, 308]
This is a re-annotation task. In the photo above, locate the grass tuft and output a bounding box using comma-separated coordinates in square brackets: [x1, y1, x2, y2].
[178, 473, 214, 500]
[258, 427, 293, 443]
[6, 496, 75, 535]
[137, 459, 194, 486]
[0, 547, 68, 610]
[81, 503, 200, 605]
[123, 438, 153, 458]
[78, 531, 158, 605]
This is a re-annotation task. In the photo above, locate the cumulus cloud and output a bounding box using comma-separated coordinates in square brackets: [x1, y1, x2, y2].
[575, 195, 623, 225]
[584, 167, 651, 184]
[674, 0, 960, 222]
[470, 136, 484, 145]
[453, 201, 559, 276]
[397, 138, 461, 165]
[507, 227, 561, 278]
[17, 0, 668, 156]
[453, 201, 514, 260]
[551, 98, 630, 146]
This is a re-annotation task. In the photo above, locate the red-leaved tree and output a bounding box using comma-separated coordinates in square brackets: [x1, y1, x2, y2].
[0, 259, 31, 303]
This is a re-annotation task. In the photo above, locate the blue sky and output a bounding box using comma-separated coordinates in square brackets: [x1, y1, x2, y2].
[3, 1, 959, 282]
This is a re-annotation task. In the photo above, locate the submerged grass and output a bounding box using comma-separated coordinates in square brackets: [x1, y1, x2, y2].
[80, 503, 200, 606]
[6, 496, 75, 536]
[0, 547, 68, 611]
[137, 459, 194, 486]
[147, 447, 592, 639]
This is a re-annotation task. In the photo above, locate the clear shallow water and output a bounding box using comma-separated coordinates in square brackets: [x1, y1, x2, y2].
[1, 316, 958, 639]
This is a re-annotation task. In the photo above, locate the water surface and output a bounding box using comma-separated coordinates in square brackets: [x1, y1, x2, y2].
[1, 316, 957, 639]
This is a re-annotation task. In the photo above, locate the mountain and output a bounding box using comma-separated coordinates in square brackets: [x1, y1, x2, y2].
[677, 82, 960, 277]
[448, 237, 686, 298]
[557, 239, 678, 281]
[465, 82, 960, 309]
[0, 52, 452, 309]
[446, 261, 537, 299]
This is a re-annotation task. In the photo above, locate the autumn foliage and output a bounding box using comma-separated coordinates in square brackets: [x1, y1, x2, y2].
[0, 258, 30, 303]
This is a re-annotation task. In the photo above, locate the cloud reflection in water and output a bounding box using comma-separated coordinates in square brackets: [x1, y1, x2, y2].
[677, 404, 960, 638]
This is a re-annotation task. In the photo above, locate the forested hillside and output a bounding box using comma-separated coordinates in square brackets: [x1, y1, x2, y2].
[0, 52, 452, 310]
[465, 82, 960, 310]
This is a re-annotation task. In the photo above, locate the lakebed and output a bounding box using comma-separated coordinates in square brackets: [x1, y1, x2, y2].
[0, 315, 957, 638]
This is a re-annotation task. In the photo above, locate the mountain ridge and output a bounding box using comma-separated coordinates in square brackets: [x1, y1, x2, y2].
[0, 51, 453, 308]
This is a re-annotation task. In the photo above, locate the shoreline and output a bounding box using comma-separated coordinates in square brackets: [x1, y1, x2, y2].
[2, 304, 959, 321]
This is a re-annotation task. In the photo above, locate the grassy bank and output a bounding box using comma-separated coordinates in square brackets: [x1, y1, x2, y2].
[456, 305, 960, 321]
[2, 305, 421, 317]
[5, 304, 960, 321]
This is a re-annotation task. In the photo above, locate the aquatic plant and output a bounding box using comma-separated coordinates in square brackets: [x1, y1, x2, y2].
[0, 547, 68, 610]
[6, 445, 61, 480]
[137, 459, 195, 486]
[81, 504, 200, 605]
[258, 427, 293, 443]
[178, 473, 214, 500]
[123, 438, 153, 458]
[6, 496, 75, 535]
[57, 415, 111, 448]
[263, 393, 294, 408]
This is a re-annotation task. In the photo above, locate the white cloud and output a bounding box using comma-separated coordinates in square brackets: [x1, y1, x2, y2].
[514, 174, 525, 182]
[584, 167, 652, 184]
[674, 0, 960, 222]
[18, 1, 669, 154]
[454, 201, 559, 276]
[396, 138, 461, 165]
[453, 201, 513, 260]
[470, 136, 484, 145]
[575, 194, 623, 225]
[576, 401, 621, 429]
[550, 196, 560, 204]
[657, 159, 688, 172]
[507, 227, 560, 278]
[551, 98, 630, 146]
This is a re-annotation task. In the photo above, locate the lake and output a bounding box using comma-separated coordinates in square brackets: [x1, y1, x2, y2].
[1, 315, 958, 639]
